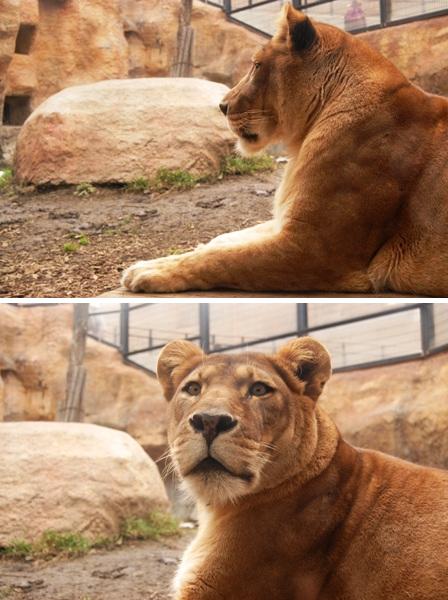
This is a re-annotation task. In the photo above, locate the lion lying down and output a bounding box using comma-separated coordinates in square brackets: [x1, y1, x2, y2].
[158, 337, 448, 600]
[122, 4, 448, 296]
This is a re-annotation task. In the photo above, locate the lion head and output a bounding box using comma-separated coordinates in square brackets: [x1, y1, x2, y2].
[157, 337, 332, 506]
[219, 4, 347, 155]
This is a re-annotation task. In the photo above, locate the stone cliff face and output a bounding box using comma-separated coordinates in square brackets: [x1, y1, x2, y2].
[322, 351, 448, 470]
[1, 0, 263, 129]
[0, 304, 167, 461]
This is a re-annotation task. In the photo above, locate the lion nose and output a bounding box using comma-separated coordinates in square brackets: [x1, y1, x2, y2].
[219, 102, 229, 116]
[189, 412, 237, 445]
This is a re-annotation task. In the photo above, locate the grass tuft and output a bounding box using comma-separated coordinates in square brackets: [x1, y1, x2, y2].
[152, 168, 201, 191]
[0, 168, 13, 190]
[74, 182, 97, 197]
[221, 154, 275, 176]
[121, 511, 179, 541]
[126, 176, 150, 193]
[0, 512, 179, 562]
[63, 241, 79, 253]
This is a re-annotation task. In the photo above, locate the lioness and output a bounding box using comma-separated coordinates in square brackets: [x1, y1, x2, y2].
[158, 337, 448, 600]
[122, 4, 448, 296]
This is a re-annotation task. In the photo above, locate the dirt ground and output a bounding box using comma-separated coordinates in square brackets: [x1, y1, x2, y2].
[0, 170, 279, 298]
[0, 534, 192, 600]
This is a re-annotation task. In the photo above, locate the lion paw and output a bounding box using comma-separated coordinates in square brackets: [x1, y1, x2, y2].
[121, 256, 188, 293]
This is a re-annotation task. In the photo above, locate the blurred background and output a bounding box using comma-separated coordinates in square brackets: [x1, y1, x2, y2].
[89, 301, 448, 372]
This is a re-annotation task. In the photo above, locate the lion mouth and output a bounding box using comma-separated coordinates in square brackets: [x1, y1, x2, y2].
[240, 130, 259, 143]
[187, 456, 253, 482]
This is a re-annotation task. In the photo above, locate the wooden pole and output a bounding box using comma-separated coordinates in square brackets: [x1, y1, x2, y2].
[171, 0, 194, 77]
[58, 304, 89, 422]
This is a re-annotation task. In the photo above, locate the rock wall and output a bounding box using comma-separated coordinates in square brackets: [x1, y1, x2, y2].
[1, 0, 262, 126]
[0, 304, 168, 461]
[360, 14, 448, 97]
[0, 0, 20, 123]
[322, 351, 448, 470]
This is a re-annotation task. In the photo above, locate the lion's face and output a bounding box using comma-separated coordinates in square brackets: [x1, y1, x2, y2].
[220, 5, 336, 155]
[157, 338, 331, 505]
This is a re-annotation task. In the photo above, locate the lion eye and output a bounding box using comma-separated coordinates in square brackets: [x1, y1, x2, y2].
[183, 382, 202, 396]
[254, 62, 261, 70]
[249, 382, 273, 397]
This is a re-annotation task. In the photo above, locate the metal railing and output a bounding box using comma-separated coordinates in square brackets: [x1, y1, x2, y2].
[88, 303, 448, 376]
[200, 0, 448, 36]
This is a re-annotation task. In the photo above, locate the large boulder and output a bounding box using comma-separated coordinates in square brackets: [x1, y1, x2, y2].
[15, 77, 234, 185]
[322, 351, 448, 469]
[0, 422, 169, 544]
[0, 304, 167, 461]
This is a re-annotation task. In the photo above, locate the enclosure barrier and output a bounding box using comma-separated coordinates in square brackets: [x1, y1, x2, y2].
[88, 303, 448, 375]
[200, 0, 448, 36]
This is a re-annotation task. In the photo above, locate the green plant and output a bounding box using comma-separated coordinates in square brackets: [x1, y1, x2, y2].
[152, 168, 200, 191]
[36, 531, 93, 558]
[63, 241, 79, 253]
[221, 153, 275, 176]
[167, 246, 184, 255]
[127, 176, 150, 192]
[74, 182, 97, 197]
[0, 540, 33, 560]
[78, 234, 89, 246]
[0, 168, 13, 190]
[121, 511, 179, 541]
[0, 512, 179, 562]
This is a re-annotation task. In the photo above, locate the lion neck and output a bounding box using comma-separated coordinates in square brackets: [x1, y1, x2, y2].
[280, 31, 408, 156]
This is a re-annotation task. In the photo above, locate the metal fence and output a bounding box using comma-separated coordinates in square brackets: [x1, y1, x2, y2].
[88, 303, 448, 375]
[200, 0, 448, 36]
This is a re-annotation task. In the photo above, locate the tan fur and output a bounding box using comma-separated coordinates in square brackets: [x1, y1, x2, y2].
[122, 4, 448, 296]
[158, 338, 448, 600]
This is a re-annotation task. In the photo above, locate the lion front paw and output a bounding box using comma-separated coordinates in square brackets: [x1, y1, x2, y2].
[121, 256, 189, 293]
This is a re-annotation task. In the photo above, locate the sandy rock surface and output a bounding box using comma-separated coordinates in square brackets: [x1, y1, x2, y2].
[361, 14, 448, 97]
[322, 351, 448, 469]
[0, 421, 169, 544]
[15, 77, 234, 184]
[0, 0, 20, 119]
[0, 304, 167, 460]
[120, 0, 264, 85]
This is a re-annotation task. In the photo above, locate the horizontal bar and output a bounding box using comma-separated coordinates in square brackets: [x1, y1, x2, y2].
[87, 333, 120, 349]
[209, 304, 423, 353]
[126, 335, 201, 356]
[333, 352, 424, 373]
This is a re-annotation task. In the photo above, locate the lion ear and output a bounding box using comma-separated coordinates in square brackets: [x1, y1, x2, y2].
[276, 337, 331, 401]
[275, 4, 318, 53]
[157, 340, 204, 401]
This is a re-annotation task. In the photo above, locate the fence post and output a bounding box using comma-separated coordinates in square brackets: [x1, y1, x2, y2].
[120, 303, 129, 357]
[379, 0, 392, 26]
[223, 0, 231, 15]
[199, 304, 210, 353]
[297, 303, 308, 335]
[420, 304, 435, 355]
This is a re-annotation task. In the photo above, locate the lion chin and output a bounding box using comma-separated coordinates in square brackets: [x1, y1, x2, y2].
[180, 456, 258, 506]
[236, 135, 270, 157]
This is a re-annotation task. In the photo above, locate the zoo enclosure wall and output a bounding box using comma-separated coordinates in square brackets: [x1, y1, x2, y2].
[88, 303, 448, 375]
[200, 0, 448, 36]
